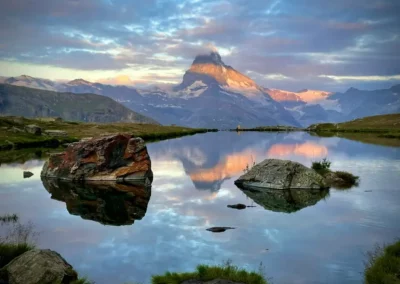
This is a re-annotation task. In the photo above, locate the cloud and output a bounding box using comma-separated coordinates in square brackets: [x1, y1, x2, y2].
[0, 0, 399, 90]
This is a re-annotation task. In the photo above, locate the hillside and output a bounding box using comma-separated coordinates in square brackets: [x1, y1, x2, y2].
[309, 113, 400, 132]
[0, 84, 158, 124]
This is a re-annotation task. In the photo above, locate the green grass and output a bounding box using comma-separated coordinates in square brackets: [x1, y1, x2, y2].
[311, 158, 331, 175]
[152, 262, 268, 284]
[0, 116, 217, 151]
[308, 114, 400, 137]
[0, 243, 34, 268]
[311, 159, 359, 189]
[365, 240, 400, 284]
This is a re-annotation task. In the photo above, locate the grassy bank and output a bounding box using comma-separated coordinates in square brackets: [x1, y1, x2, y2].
[0, 116, 217, 151]
[152, 262, 268, 284]
[365, 240, 400, 284]
[308, 114, 400, 135]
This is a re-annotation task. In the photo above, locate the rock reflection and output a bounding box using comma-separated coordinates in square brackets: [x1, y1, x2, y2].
[41, 179, 151, 226]
[236, 186, 330, 213]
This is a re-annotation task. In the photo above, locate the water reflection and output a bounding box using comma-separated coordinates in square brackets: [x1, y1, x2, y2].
[42, 179, 151, 226]
[1, 132, 400, 284]
[237, 186, 330, 213]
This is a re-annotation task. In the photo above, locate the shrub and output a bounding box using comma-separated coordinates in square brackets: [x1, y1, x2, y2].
[0, 243, 34, 268]
[364, 241, 400, 284]
[152, 261, 268, 284]
[312, 158, 331, 174]
[334, 171, 359, 187]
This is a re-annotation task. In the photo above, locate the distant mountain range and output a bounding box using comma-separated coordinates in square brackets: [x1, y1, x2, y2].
[2, 52, 399, 127]
[0, 84, 158, 124]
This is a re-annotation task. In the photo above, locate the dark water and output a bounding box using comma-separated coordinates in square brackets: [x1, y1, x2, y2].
[1, 132, 400, 284]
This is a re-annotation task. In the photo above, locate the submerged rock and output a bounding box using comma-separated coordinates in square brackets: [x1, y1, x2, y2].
[41, 134, 153, 183]
[0, 249, 78, 284]
[227, 204, 247, 210]
[23, 171, 34, 178]
[235, 159, 327, 190]
[42, 178, 151, 226]
[238, 187, 329, 213]
[206, 227, 235, 233]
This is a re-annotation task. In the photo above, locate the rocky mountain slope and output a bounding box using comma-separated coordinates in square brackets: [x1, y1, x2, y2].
[0, 84, 159, 124]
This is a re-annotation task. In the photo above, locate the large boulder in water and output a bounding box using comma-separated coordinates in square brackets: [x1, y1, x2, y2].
[235, 159, 327, 190]
[41, 134, 152, 183]
[0, 249, 78, 284]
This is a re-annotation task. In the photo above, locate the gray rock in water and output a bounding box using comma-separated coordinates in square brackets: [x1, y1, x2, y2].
[44, 130, 68, 137]
[235, 159, 327, 190]
[23, 171, 34, 178]
[0, 249, 78, 284]
[227, 204, 246, 210]
[24, 124, 42, 135]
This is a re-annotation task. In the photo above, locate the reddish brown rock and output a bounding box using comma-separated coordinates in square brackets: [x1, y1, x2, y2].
[41, 134, 153, 183]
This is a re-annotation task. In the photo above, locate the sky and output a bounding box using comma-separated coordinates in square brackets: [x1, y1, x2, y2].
[0, 0, 399, 92]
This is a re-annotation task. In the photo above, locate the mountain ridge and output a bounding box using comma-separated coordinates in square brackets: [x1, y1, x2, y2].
[0, 83, 159, 124]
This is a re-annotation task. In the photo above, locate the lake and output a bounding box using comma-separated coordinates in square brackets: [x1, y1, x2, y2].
[1, 131, 399, 284]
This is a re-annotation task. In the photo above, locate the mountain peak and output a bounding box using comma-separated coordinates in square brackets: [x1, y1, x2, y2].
[192, 52, 225, 66]
[68, 79, 92, 86]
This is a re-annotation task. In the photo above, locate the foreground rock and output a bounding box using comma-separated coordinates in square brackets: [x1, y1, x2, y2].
[206, 227, 235, 233]
[0, 249, 78, 284]
[42, 179, 151, 226]
[235, 159, 327, 190]
[23, 171, 34, 178]
[41, 134, 153, 183]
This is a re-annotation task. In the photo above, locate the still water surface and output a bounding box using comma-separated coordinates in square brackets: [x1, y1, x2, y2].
[1, 132, 400, 284]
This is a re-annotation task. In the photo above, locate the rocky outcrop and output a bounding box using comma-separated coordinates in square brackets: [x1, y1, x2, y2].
[238, 187, 329, 213]
[0, 249, 78, 284]
[41, 134, 153, 183]
[42, 179, 151, 226]
[43, 130, 67, 137]
[235, 159, 327, 190]
[24, 124, 41, 135]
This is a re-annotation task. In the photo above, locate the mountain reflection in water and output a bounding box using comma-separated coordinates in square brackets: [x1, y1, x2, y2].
[41, 179, 151, 226]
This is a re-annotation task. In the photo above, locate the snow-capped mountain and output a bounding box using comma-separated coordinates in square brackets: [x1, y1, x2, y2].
[2, 53, 399, 127]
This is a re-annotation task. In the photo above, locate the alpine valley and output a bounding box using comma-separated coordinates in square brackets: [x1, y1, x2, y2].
[1, 52, 399, 128]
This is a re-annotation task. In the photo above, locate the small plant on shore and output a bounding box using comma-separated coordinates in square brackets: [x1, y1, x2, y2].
[312, 158, 331, 174]
[334, 171, 359, 188]
[0, 214, 38, 268]
[364, 240, 400, 284]
[152, 260, 268, 284]
[243, 156, 256, 173]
